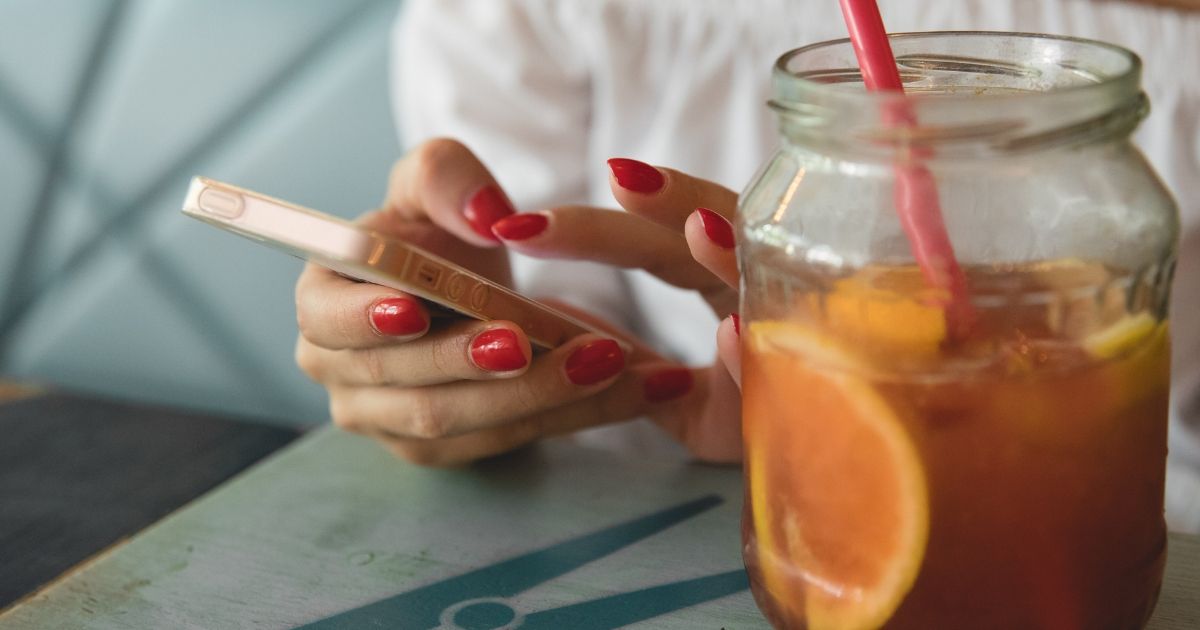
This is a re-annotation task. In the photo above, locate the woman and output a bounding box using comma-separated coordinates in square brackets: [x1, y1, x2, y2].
[293, 0, 1200, 531]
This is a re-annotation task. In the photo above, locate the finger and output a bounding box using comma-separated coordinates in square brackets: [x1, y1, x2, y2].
[367, 361, 701, 466]
[716, 314, 742, 388]
[373, 423, 543, 467]
[296, 320, 532, 388]
[652, 360, 743, 464]
[385, 138, 516, 248]
[295, 262, 429, 350]
[539, 298, 660, 364]
[606, 158, 739, 232]
[329, 334, 628, 440]
[695, 364, 744, 463]
[530, 361, 700, 437]
[492, 207, 727, 295]
[684, 208, 739, 289]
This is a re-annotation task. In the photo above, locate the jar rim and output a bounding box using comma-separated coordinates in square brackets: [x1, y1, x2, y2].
[771, 31, 1146, 157]
[775, 31, 1142, 105]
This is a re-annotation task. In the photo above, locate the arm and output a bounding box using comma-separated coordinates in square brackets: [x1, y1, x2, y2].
[292, 0, 730, 465]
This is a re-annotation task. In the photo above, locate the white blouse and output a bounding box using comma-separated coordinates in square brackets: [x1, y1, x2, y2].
[392, 0, 1200, 532]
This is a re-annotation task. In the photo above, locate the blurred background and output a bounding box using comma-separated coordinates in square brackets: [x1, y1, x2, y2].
[0, 0, 403, 426]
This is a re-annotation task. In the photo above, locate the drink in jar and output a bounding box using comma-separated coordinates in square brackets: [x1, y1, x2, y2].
[741, 259, 1169, 630]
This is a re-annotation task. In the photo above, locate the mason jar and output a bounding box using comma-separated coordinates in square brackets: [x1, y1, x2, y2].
[738, 32, 1178, 629]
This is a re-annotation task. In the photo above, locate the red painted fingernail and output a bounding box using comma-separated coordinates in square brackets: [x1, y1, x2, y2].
[491, 213, 548, 241]
[565, 339, 625, 385]
[697, 208, 736, 249]
[643, 368, 693, 403]
[370, 298, 427, 336]
[470, 328, 528, 372]
[731, 313, 741, 336]
[607, 158, 665, 194]
[464, 185, 516, 241]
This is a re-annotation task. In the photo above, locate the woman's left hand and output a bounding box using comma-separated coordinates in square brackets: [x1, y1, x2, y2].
[491, 158, 744, 463]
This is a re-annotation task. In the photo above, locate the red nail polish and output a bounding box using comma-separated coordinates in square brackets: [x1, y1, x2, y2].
[464, 185, 516, 241]
[643, 368, 693, 403]
[491, 213, 548, 241]
[697, 208, 736, 249]
[370, 298, 426, 336]
[565, 339, 625, 385]
[607, 158, 665, 194]
[731, 313, 741, 336]
[470, 328, 528, 372]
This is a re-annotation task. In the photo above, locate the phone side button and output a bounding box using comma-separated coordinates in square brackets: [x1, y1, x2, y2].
[197, 188, 244, 218]
[468, 283, 490, 310]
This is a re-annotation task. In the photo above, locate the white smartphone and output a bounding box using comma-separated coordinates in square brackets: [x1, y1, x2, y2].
[181, 176, 602, 349]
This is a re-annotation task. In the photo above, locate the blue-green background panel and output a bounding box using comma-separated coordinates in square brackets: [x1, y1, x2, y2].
[0, 0, 404, 425]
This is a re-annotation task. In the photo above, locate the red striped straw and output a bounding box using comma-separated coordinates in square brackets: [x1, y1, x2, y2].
[838, 0, 975, 339]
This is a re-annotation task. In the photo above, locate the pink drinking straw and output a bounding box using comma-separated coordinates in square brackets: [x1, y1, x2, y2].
[838, 0, 976, 340]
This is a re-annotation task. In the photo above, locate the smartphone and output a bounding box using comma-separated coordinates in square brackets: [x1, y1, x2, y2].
[181, 176, 602, 349]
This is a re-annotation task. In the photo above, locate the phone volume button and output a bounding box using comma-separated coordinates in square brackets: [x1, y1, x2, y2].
[197, 188, 244, 218]
[443, 272, 490, 311]
[445, 272, 469, 302]
[469, 283, 490, 310]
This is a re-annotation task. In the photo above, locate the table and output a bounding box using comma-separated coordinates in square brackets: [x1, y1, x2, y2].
[0, 389, 299, 610]
[1, 422, 1197, 629]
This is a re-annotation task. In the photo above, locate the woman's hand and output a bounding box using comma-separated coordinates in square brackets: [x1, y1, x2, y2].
[491, 157, 744, 463]
[293, 140, 707, 465]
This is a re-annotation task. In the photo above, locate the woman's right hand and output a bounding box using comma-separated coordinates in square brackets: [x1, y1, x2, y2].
[293, 139, 689, 465]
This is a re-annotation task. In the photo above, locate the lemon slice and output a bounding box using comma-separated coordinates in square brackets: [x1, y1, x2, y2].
[745, 321, 929, 630]
[1083, 313, 1159, 359]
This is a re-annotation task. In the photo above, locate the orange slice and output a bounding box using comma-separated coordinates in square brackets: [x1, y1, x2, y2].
[745, 322, 929, 630]
[821, 273, 946, 357]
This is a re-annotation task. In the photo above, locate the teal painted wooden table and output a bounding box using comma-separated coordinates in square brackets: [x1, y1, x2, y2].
[2, 426, 1198, 629]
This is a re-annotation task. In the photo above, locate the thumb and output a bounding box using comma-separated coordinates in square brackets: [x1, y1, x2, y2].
[717, 314, 742, 389]
[385, 138, 516, 248]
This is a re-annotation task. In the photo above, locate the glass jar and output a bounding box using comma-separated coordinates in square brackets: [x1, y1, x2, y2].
[738, 32, 1178, 629]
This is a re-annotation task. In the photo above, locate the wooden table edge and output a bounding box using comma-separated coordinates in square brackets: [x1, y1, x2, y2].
[0, 399, 314, 621]
[0, 535, 132, 618]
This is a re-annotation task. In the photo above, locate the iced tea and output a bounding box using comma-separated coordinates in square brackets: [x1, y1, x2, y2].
[741, 261, 1169, 630]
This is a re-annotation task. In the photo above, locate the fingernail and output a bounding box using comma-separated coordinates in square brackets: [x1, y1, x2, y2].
[697, 208, 736, 249]
[643, 367, 693, 403]
[731, 313, 741, 336]
[464, 185, 516, 241]
[370, 298, 427, 337]
[491, 213, 548, 241]
[565, 339, 625, 385]
[470, 328, 528, 372]
[608, 158, 665, 194]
